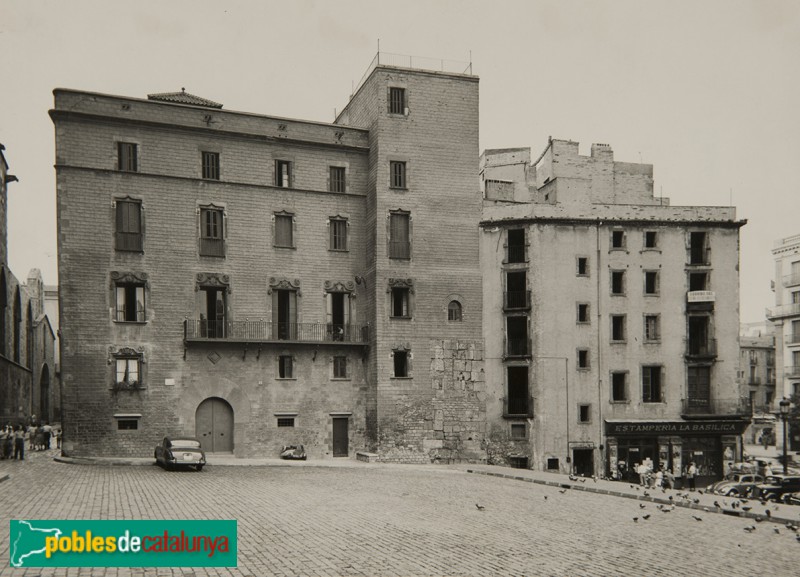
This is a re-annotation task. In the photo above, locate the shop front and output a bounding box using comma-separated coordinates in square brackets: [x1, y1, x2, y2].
[606, 419, 750, 488]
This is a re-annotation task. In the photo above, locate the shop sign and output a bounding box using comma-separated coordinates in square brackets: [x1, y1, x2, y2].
[605, 420, 748, 436]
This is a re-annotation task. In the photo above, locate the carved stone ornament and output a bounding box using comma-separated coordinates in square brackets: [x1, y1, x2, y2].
[196, 273, 231, 293]
[387, 278, 415, 293]
[268, 277, 302, 295]
[108, 346, 144, 362]
[110, 271, 149, 287]
[324, 280, 355, 293]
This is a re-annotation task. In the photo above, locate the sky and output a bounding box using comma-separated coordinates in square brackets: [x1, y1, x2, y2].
[1, 0, 799, 324]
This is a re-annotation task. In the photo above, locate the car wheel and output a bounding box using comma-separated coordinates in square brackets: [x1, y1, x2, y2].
[196, 465, 204, 472]
[726, 489, 738, 497]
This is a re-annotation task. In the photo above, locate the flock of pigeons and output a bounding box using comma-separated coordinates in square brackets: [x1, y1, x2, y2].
[475, 473, 800, 544]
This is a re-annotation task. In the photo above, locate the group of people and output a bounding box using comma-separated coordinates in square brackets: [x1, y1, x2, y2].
[620, 459, 700, 491]
[0, 421, 60, 461]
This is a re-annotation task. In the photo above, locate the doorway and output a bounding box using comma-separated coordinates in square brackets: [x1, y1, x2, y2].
[195, 397, 234, 453]
[332, 417, 349, 457]
[572, 448, 594, 477]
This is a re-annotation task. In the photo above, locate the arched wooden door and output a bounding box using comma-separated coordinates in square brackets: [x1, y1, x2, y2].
[195, 397, 234, 453]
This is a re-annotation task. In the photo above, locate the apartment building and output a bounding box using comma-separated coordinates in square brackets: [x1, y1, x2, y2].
[0, 144, 57, 424]
[737, 323, 776, 445]
[51, 55, 484, 459]
[767, 234, 800, 450]
[481, 139, 749, 484]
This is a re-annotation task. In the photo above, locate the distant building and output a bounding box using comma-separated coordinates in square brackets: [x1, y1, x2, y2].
[51, 55, 484, 460]
[0, 144, 57, 424]
[767, 234, 800, 450]
[481, 139, 749, 483]
[737, 323, 776, 445]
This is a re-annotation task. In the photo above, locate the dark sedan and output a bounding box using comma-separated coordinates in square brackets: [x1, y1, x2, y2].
[753, 474, 800, 502]
[154, 437, 206, 471]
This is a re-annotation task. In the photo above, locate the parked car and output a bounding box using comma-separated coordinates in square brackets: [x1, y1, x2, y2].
[280, 445, 307, 460]
[154, 437, 206, 471]
[753, 474, 800, 502]
[706, 473, 764, 497]
[783, 491, 800, 506]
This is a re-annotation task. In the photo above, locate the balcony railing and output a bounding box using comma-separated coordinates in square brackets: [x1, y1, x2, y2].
[748, 377, 762, 386]
[685, 338, 717, 358]
[788, 332, 800, 345]
[785, 365, 800, 378]
[199, 238, 226, 257]
[505, 337, 531, 358]
[681, 397, 752, 417]
[115, 232, 143, 252]
[766, 302, 800, 320]
[504, 290, 531, 310]
[503, 396, 534, 418]
[783, 273, 800, 288]
[184, 320, 369, 344]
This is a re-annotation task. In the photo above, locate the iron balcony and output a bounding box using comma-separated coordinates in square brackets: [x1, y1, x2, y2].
[681, 397, 752, 417]
[503, 396, 534, 418]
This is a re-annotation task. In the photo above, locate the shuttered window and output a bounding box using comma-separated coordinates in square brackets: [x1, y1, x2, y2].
[389, 212, 410, 259]
[275, 214, 294, 247]
[115, 200, 143, 252]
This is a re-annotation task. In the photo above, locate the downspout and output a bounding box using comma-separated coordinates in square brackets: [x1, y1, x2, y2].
[596, 220, 604, 474]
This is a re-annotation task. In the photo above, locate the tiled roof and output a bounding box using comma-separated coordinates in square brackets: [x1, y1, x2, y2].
[147, 88, 223, 109]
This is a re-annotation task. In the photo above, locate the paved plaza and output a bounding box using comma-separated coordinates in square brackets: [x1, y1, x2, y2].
[1, 449, 799, 576]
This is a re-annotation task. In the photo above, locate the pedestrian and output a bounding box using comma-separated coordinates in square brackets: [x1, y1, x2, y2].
[764, 463, 774, 477]
[664, 467, 675, 490]
[27, 423, 36, 452]
[687, 461, 697, 491]
[653, 466, 664, 489]
[42, 422, 52, 450]
[3, 425, 13, 459]
[13, 425, 25, 460]
[53, 427, 61, 449]
[34, 425, 44, 451]
[0, 426, 8, 459]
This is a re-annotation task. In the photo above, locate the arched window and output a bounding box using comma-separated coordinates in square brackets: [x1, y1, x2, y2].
[447, 300, 462, 322]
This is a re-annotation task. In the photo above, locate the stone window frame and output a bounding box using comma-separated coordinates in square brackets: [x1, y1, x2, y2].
[110, 271, 149, 324]
[109, 346, 145, 391]
[391, 344, 413, 379]
[113, 196, 144, 253]
[328, 215, 350, 252]
[388, 278, 414, 320]
[201, 150, 221, 180]
[273, 210, 297, 249]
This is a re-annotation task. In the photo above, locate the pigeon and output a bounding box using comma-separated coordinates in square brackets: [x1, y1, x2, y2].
[766, 510, 772, 518]
[693, 498, 700, 504]
[698, 490, 704, 495]
[578, 478, 586, 483]
[742, 506, 752, 512]
[639, 503, 646, 509]
[475, 503, 485, 511]
[642, 514, 651, 520]
[704, 507, 710, 512]
[643, 491, 650, 497]
[714, 501, 722, 509]
[692, 515, 703, 521]
[756, 516, 765, 523]
[544, 496, 548, 501]
[559, 489, 568, 494]
[633, 517, 639, 522]
[744, 525, 756, 533]
[668, 496, 674, 501]
[774, 528, 781, 535]
[569, 474, 577, 481]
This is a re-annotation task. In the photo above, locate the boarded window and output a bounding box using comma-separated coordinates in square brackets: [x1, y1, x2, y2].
[275, 214, 294, 247]
[115, 199, 142, 252]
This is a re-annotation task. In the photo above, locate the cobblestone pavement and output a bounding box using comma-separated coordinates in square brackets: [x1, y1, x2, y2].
[1, 449, 799, 576]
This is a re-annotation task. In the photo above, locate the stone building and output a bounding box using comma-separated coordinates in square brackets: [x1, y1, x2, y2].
[0, 144, 58, 425]
[480, 139, 749, 485]
[767, 233, 800, 450]
[51, 55, 484, 460]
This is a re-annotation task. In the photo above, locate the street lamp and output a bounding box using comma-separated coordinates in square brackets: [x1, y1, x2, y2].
[779, 397, 791, 475]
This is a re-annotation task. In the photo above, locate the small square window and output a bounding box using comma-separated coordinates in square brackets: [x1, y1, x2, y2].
[330, 218, 348, 251]
[644, 271, 659, 295]
[577, 257, 589, 276]
[577, 303, 590, 323]
[278, 355, 294, 379]
[611, 230, 626, 249]
[547, 458, 560, 470]
[390, 161, 407, 189]
[202, 151, 220, 180]
[329, 166, 346, 193]
[644, 231, 658, 248]
[510, 424, 527, 440]
[393, 350, 409, 377]
[577, 349, 590, 369]
[644, 315, 660, 341]
[277, 417, 295, 428]
[333, 356, 348, 379]
[275, 160, 292, 188]
[117, 419, 139, 430]
[118, 142, 138, 172]
[611, 315, 626, 341]
[275, 213, 294, 248]
[578, 404, 591, 423]
[389, 87, 406, 114]
[611, 270, 626, 295]
[391, 287, 411, 318]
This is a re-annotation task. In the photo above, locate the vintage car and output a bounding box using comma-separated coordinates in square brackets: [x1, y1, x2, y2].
[280, 445, 307, 460]
[706, 472, 764, 497]
[783, 491, 800, 506]
[154, 437, 206, 471]
[752, 474, 800, 502]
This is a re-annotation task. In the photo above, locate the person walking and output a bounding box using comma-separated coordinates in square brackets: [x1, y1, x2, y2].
[42, 422, 52, 450]
[13, 425, 25, 460]
[687, 461, 698, 491]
